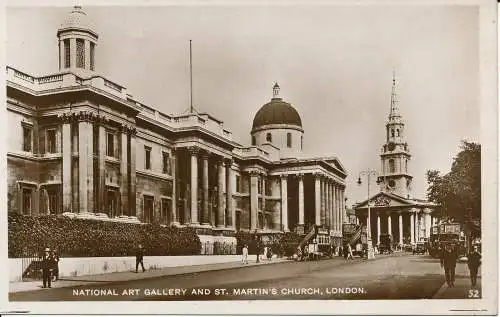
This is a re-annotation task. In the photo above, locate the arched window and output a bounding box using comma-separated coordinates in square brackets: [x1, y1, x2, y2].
[251, 136, 256, 145]
[287, 133, 292, 148]
[266, 133, 272, 142]
[405, 159, 408, 172]
[391, 129, 395, 138]
[389, 159, 395, 173]
[396, 129, 400, 137]
[301, 136, 303, 150]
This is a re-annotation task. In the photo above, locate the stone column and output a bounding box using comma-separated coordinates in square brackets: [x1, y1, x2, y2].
[171, 149, 178, 225]
[410, 210, 415, 244]
[341, 188, 346, 225]
[59, 40, 65, 70]
[332, 184, 337, 232]
[326, 179, 330, 227]
[225, 159, 233, 228]
[120, 125, 129, 216]
[298, 174, 304, 225]
[388, 214, 392, 236]
[129, 129, 137, 216]
[202, 153, 209, 225]
[250, 171, 259, 230]
[261, 176, 266, 213]
[320, 177, 326, 225]
[399, 213, 403, 244]
[424, 209, 432, 238]
[314, 173, 321, 225]
[61, 115, 72, 212]
[376, 213, 381, 245]
[335, 185, 339, 233]
[415, 211, 420, 242]
[217, 159, 226, 228]
[97, 121, 106, 214]
[189, 147, 199, 225]
[281, 175, 289, 232]
[78, 113, 93, 213]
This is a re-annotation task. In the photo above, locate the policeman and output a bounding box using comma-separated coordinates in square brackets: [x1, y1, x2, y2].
[41, 247, 54, 288]
[440, 243, 458, 287]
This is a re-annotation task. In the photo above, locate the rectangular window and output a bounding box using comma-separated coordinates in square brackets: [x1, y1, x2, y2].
[143, 195, 154, 223]
[235, 175, 241, 193]
[106, 132, 114, 157]
[162, 152, 170, 174]
[287, 133, 292, 148]
[64, 39, 70, 68]
[48, 189, 58, 214]
[161, 198, 171, 225]
[23, 126, 32, 152]
[47, 129, 56, 153]
[145, 146, 152, 170]
[90, 42, 95, 70]
[107, 189, 117, 218]
[258, 178, 262, 194]
[76, 39, 85, 68]
[22, 188, 32, 215]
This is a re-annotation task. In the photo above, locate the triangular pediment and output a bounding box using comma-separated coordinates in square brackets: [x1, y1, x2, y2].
[354, 192, 413, 209]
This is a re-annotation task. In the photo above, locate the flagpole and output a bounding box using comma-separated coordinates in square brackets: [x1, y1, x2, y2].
[190, 40, 193, 113]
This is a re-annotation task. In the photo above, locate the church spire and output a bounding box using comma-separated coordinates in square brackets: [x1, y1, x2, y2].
[389, 70, 400, 119]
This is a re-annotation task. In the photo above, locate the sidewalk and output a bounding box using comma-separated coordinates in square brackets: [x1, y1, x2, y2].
[10, 256, 289, 293]
[433, 263, 481, 299]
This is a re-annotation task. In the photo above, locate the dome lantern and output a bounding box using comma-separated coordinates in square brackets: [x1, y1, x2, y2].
[57, 6, 98, 74]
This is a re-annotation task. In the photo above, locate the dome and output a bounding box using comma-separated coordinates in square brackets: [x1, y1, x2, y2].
[58, 6, 97, 37]
[252, 84, 302, 131]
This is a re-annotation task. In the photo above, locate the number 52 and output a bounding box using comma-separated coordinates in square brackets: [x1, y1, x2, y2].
[468, 289, 480, 298]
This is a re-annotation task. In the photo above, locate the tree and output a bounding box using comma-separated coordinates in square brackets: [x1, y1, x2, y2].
[426, 141, 481, 244]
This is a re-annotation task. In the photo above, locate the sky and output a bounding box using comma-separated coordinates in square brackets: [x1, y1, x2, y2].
[6, 3, 480, 206]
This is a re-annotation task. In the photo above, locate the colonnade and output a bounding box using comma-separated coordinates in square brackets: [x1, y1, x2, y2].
[369, 208, 433, 245]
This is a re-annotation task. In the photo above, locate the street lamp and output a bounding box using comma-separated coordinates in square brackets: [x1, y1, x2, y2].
[357, 169, 379, 259]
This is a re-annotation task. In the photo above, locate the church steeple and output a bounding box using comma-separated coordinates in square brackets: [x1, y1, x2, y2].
[378, 73, 413, 198]
[389, 70, 401, 119]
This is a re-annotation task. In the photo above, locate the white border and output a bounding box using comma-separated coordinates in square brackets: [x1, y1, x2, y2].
[0, 0, 497, 315]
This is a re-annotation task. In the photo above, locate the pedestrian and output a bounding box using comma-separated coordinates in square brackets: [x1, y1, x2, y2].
[467, 245, 481, 288]
[440, 243, 458, 287]
[51, 249, 60, 281]
[135, 244, 145, 273]
[40, 247, 54, 288]
[343, 244, 348, 260]
[347, 244, 354, 260]
[241, 244, 248, 264]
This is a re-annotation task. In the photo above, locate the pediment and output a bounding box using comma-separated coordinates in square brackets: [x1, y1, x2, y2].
[355, 192, 412, 209]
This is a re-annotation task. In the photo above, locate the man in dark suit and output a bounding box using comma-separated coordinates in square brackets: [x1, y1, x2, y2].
[440, 243, 458, 287]
[41, 247, 54, 288]
[135, 244, 145, 273]
[467, 245, 481, 287]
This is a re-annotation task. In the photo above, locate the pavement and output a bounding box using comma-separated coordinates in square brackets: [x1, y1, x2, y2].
[10, 256, 290, 293]
[433, 261, 482, 299]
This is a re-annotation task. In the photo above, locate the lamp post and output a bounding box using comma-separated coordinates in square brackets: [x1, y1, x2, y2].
[357, 169, 379, 260]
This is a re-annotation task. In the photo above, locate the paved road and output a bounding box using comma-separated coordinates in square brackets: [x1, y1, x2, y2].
[10, 253, 478, 301]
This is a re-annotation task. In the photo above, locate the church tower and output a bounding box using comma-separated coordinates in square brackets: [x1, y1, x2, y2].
[377, 73, 413, 198]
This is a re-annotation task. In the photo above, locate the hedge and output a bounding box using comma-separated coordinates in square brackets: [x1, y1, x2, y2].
[234, 231, 301, 257]
[8, 213, 201, 258]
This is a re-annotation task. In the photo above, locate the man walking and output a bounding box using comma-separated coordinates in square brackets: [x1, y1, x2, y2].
[347, 244, 354, 260]
[241, 244, 248, 265]
[467, 245, 481, 287]
[135, 244, 145, 273]
[440, 243, 458, 287]
[41, 247, 54, 288]
[51, 249, 60, 281]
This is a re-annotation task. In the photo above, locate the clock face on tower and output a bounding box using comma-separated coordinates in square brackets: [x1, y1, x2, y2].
[388, 142, 395, 151]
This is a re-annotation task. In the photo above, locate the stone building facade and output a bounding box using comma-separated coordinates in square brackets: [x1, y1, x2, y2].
[354, 76, 437, 246]
[6, 6, 347, 241]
